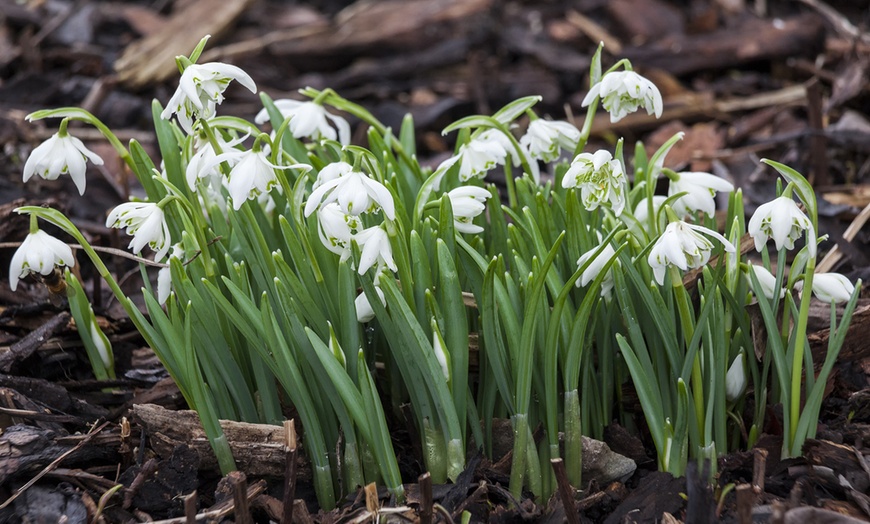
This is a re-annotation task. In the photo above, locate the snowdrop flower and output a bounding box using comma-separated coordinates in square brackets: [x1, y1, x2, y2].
[576, 242, 617, 300]
[311, 161, 352, 190]
[561, 150, 627, 216]
[89, 319, 113, 369]
[254, 99, 350, 145]
[668, 171, 734, 218]
[106, 202, 171, 260]
[9, 230, 75, 291]
[748, 196, 812, 252]
[520, 119, 580, 162]
[156, 244, 184, 305]
[582, 70, 663, 123]
[161, 62, 256, 133]
[355, 286, 386, 323]
[157, 265, 172, 305]
[796, 273, 855, 304]
[435, 130, 509, 182]
[185, 133, 247, 190]
[648, 220, 735, 286]
[746, 264, 785, 300]
[304, 162, 395, 220]
[432, 324, 451, 382]
[317, 203, 363, 260]
[447, 186, 491, 234]
[23, 131, 104, 195]
[725, 353, 746, 402]
[356, 226, 397, 275]
[207, 148, 309, 210]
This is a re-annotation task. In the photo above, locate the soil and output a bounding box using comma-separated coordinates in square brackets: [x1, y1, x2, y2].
[1, 0, 870, 522]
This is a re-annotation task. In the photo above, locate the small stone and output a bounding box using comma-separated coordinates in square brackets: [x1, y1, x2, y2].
[582, 436, 637, 484]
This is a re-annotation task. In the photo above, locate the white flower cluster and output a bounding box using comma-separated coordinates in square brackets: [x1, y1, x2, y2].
[161, 62, 256, 134]
[583, 70, 663, 123]
[648, 221, 735, 286]
[106, 202, 172, 261]
[304, 161, 396, 276]
[561, 150, 627, 216]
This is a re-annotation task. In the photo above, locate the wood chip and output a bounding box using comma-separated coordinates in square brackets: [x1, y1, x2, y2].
[114, 0, 255, 88]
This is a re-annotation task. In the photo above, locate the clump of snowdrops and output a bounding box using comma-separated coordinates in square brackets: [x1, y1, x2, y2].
[9, 37, 860, 506]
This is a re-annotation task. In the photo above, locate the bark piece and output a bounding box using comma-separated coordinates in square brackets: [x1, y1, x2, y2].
[603, 471, 684, 524]
[264, 0, 492, 59]
[803, 440, 870, 493]
[606, 0, 685, 45]
[132, 403, 310, 478]
[114, 0, 255, 88]
[784, 505, 870, 524]
[622, 14, 825, 76]
[0, 312, 70, 373]
[6, 484, 88, 524]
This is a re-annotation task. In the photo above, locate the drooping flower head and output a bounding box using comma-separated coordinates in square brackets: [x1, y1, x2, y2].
[796, 273, 855, 304]
[746, 264, 785, 300]
[561, 150, 627, 216]
[106, 202, 171, 260]
[304, 162, 395, 220]
[9, 230, 76, 291]
[161, 62, 256, 133]
[582, 70, 663, 123]
[576, 242, 618, 300]
[355, 226, 397, 275]
[207, 148, 309, 210]
[23, 131, 104, 195]
[317, 202, 363, 261]
[431, 322, 451, 382]
[255, 99, 350, 145]
[355, 285, 386, 323]
[435, 128, 539, 183]
[725, 353, 747, 402]
[436, 132, 509, 183]
[520, 119, 580, 162]
[156, 243, 185, 305]
[185, 133, 248, 191]
[747, 196, 812, 252]
[647, 220, 735, 286]
[668, 171, 734, 218]
[447, 186, 491, 234]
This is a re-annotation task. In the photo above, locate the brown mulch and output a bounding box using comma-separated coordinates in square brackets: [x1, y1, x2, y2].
[1, 0, 870, 522]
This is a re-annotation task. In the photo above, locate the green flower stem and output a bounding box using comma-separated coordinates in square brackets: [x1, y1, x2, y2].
[509, 413, 531, 497]
[29, 213, 39, 234]
[503, 162, 519, 211]
[57, 118, 70, 136]
[573, 100, 598, 157]
[423, 418, 448, 484]
[605, 58, 632, 74]
[151, 178, 214, 276]
[671, 266, 704, 447]
[564, 389, 583, 487]
[788, 258, 815, 455]
[498, 127, 537, 192]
